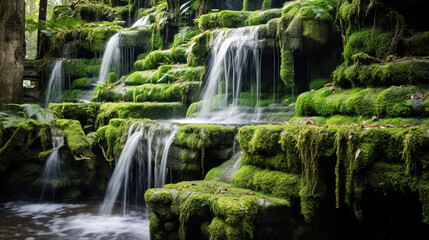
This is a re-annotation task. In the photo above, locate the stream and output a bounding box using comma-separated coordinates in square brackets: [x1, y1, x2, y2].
[0, 200, 149, 240]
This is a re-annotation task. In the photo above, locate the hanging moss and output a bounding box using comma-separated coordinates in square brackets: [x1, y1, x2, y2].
[280, 48, 294, 87]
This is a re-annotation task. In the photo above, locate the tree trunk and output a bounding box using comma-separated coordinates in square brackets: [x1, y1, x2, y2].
[0, 0, 25, 104]
[36, 0, 47, 59]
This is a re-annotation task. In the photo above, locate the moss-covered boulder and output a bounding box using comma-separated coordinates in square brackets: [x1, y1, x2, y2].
[64, 58, 102, 79]
[333, 58, 429, 88]
[132, 82, 201, 104]
[173, 26, 201, 47]
[145, 181, 291, 240]
[198, 10, 251, 31]
[56, 119, 95, 162]
[120, 25, 152, 50]
[49, 103, 99, 133]
[174, 124, 236, 180]
[295, 86, 429, 118]
[248, 8, 282, 26]
[94, 102, 187, 128]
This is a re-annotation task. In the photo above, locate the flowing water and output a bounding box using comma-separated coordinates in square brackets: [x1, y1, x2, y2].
[38, 129, 65, 201]
[98, 16, 151, 84]
[190, 26, 264, 124]
[44, 60, 64, 107]
[99, 122, 179, 215]
[0, 200, 149, 240]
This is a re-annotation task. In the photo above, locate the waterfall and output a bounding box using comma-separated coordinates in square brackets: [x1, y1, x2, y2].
[39, 129, 65, 201]
[44, 60, 65, 108]
[194, 26, 263, 123]
[131, 15, 150, 28]
[99, 122, 179, 215]
[97, 16, 151, 84]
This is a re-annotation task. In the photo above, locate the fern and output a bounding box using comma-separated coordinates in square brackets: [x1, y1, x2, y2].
[22, 104, 57, 124]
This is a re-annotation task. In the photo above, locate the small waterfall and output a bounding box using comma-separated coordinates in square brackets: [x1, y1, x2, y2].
[98, 16, 151, 84]
[44, 60, 65, 107]
[39, 129, 65, 201]
[98, 33, 121, 84]
[99, 122, 179, 215]
[195, 26, 262, 123]
[131, 15, 150, 28]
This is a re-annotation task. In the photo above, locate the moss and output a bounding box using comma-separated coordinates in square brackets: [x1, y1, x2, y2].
[173, 26, 201, 47]
[160, 66, 205, 84]
[248, 8, 282, 26]
[280, 48, 294, 87]
[186, 102, 201, 118]
[198, 10, 250, 31]
[95, 102, 186, 128]
[409, 31, 429, 56]
[295, 86, 429, 118]
[146, 181, 289, 240]
[72, 77, 89, 89]
[309, 78, 330, 90]
[343, 28, 392, 66]
[169, 45, 188, 64]
[56, 119, 95, 161]
[108, 72, 118, 84]
[48, 103, 98, 132]
[334, 59, 429, 88]
[175, 124, 234, 150]
[132, 82, 201, 104]
[125, 70, 158, 85]
[277, 0, 337, 53]
[120, 25, 152, 50]
[243, 0, 262, 11]
[134, 50, 170, 71]
[187, 30, 211, 67]
[64, 58, 102, 79]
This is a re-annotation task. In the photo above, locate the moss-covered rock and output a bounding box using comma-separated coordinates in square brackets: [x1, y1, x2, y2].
[187, 30, 211, 67]
[124, 70, 158, 85]
[333, 59, 429, 88]
[198, 10, 250, 31]
[134, 50, 170, 71]
[120, 25, 152, 50]
[295, 86, 429, 118]
[49, 103, 99, 133]
[145, 181, 290, 240]
[173, 26, 201, 47]
[64, 58, 102, 79]
[56, 119, 95, 162]
[95, 102, 187, 128]
[132, 82, 201, 104]
[248, 8, 282, 26]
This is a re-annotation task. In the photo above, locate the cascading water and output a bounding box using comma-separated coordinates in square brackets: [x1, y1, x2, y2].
[38, 129, 65, 201]
[44, 60, 65, 108]
[192, 26, 263, 123]
[97, 16, 151, 84]
[99, 122, 179, 215]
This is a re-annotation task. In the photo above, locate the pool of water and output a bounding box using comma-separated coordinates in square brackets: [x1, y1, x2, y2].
[0, 200, 150, 240]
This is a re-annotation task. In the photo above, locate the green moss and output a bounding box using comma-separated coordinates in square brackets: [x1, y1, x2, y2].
[280, 48, 294, 87]
[64, 58, 102, 79]
[120, 25, 152, 50]
[187, 31, 211, 67]
[409, 31, 429, 56]
[134, 50, 170, 71]
[249, 9, 282, 26]
[173, 26, 201, 47]
[309, 78, 330, 90]
[198, 10, 250, 31]
[186, 102, 201, 118]
[295, 86, 429, 118]
[56, 119, 95, 162]
[49, 103, 98, 132]
[95, 102, 186, 128]
[72, 77, 89, 89]
[132, 82, 201, 104]
[243, 0, 262, 11]
[175, 124, 234, 150]
[124, 70, 158, 85]
[107, 72, 118, 84]
[343, 28, 392, 66]
[334, 59, 429, 87]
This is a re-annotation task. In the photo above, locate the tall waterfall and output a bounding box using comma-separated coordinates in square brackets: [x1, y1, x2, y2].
[39, 129, 65, 201]
[99, 122, 179, 215]
[97, 16, 151, 84]
[195, 26, 262, 123]
[44, 60, 65, 108]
